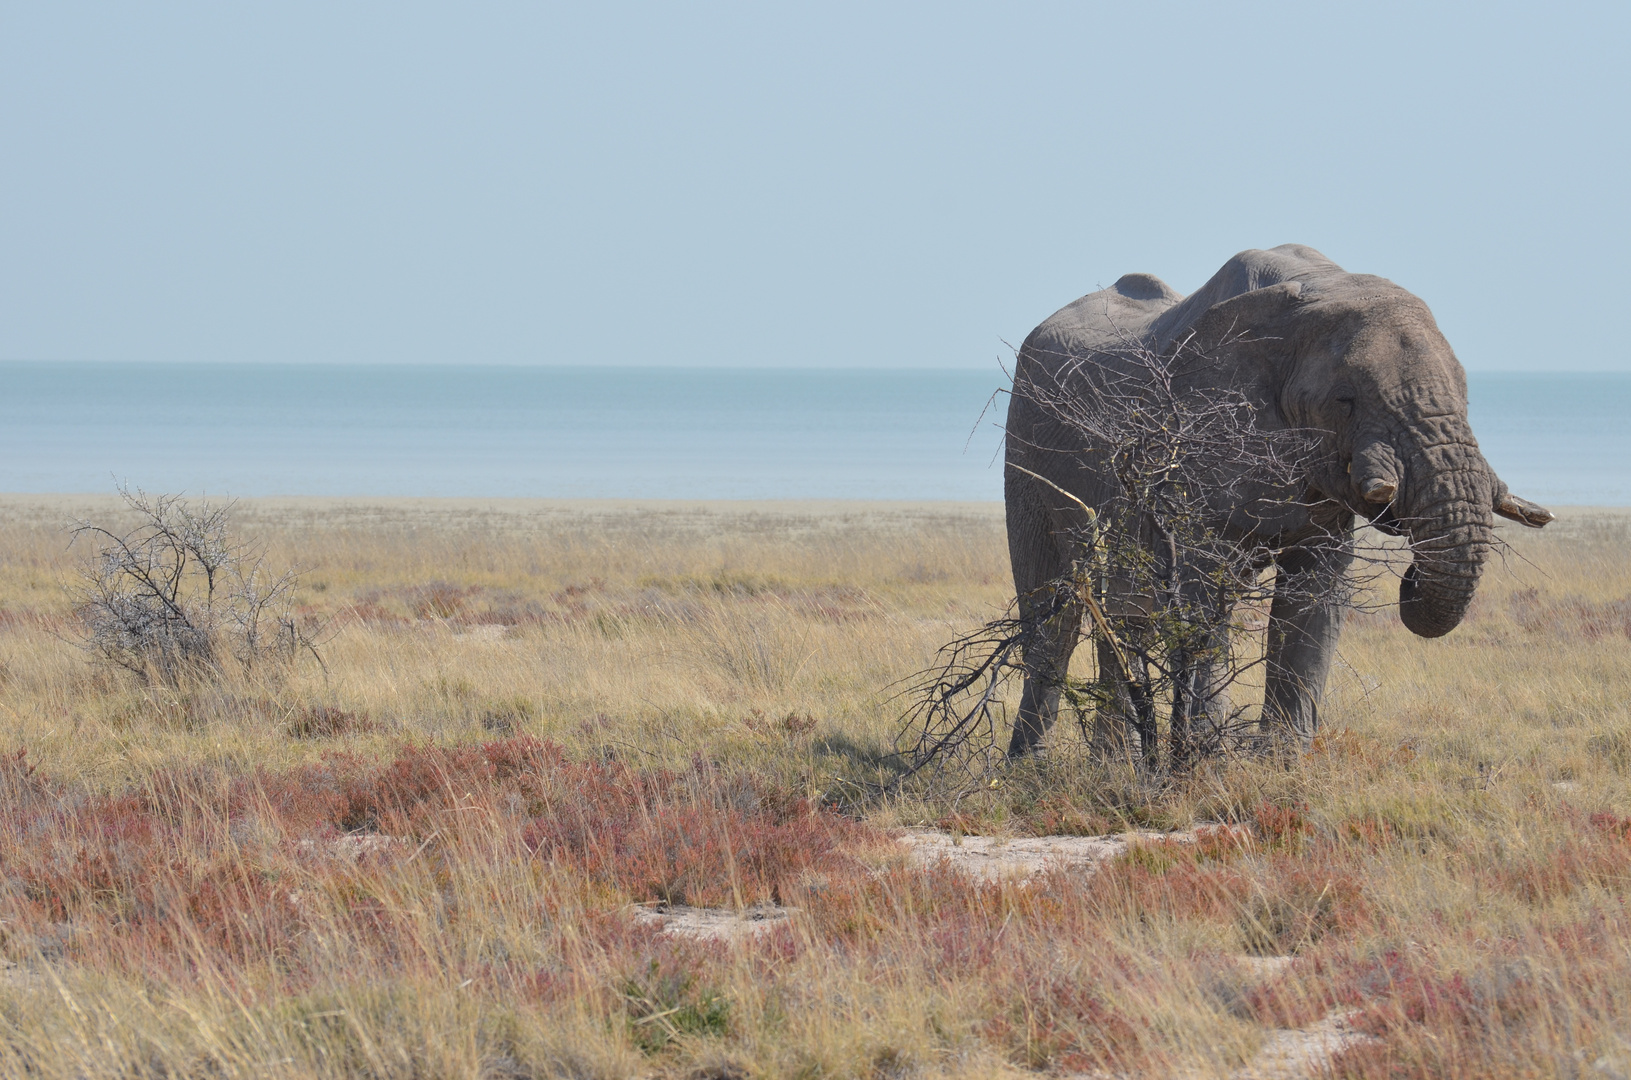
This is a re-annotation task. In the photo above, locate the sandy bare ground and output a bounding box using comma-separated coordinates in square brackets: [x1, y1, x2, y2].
[629, 902, 796, 942]
[1225, 1009, 1375, 1080]
[626, 828, 1189, 944]
[24, 828, 1372, 1078]
[895, 826, 1222, 882]
[629, 830, 1379, 1080]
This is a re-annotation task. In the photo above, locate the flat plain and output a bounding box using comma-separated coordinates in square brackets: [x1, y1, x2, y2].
[0, 495, 1628, 1079]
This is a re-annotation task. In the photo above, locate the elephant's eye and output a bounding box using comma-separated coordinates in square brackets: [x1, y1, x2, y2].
[1334, 395, 1356, 418]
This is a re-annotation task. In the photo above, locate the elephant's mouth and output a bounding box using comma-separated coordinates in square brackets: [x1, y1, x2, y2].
[1362, 500, 1405, 537]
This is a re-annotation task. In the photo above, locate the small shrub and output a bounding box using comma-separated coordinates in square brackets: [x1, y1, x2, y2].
[69, 487, 324, 684]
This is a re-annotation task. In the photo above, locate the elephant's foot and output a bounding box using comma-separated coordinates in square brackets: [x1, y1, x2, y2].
[1008, 677, 1064, 758]
[1005, 713, 1050, 758]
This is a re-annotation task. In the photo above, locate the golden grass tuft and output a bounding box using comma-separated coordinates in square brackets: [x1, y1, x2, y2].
[0, 495, 1627, 1078]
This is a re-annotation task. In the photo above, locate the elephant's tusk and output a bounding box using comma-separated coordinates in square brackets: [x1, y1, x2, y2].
[1361, 478, 1397, 503]
[1495, 493, 1556, 528]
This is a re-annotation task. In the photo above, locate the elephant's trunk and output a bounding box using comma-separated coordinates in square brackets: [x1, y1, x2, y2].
[1394, 452, 1495, 638]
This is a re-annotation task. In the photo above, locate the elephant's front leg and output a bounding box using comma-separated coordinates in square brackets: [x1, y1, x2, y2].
[1262, 543, 1354, 747]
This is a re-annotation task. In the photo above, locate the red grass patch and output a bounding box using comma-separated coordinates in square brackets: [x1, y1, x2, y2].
[1486, 837, 1631, 904]
[1590, 812, 1631, 842]
[1253, 800, 1314, 851]
[1237, 969, 1332, 1030]
[1192, 822, 1257, 861]
[1239, 860, 1370, 955]
[0, 738, 874, 987]
[1314, 909, 1631, 1079]
[1021, 797, 1118, 837]
[981, 982, 1144, 1072]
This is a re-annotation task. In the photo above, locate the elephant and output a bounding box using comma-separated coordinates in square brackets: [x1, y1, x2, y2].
[1003, 244, 1553, 758]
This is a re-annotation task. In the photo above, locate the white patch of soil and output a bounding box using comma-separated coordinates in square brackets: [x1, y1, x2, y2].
[629, 903, 794, 943]
[1228, 1009, 1377, 1080]
[896, 826, 1218, 882]
[297, 834, 403, 860]
[1236, 954, 1297, 980]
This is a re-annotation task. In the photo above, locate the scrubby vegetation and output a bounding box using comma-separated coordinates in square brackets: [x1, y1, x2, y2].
[0, 496, 1628, 1077]
[68, 488, 321, 684]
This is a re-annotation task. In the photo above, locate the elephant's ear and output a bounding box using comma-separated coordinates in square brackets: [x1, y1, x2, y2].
[1164, 281, 1307, 421]
[1180, 281, 1305, 359]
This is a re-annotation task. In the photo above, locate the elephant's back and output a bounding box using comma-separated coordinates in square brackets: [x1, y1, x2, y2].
[1003, 276, 1178, 511]
[1008, 273, 1180, 447]
[1023, 273, 1182, 368]
[1014, 245, 1350, 386]
[1005, 244, 1352, 496]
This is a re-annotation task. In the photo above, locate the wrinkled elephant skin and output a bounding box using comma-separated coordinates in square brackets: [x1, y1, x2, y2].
[1004, 245, 1552, 756]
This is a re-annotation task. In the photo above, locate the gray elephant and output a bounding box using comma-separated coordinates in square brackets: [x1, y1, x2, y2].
[1004, 244, 1553, 758]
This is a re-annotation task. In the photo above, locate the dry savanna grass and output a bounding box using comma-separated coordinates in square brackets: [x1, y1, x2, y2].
[0, 494, 1628, 1079]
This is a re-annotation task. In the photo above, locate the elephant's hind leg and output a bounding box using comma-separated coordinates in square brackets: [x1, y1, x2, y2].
[1007, 576, 1083, 757]
[1005, 482, 1086, 758]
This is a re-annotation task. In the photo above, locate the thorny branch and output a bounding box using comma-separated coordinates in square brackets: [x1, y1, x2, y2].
[900, 324, 1391, 786]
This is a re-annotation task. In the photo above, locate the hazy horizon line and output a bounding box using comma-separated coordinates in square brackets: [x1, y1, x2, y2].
[3, 358, 1626, 376]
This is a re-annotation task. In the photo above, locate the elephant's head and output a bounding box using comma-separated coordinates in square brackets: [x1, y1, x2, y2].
[1199, 276, 1554, 638]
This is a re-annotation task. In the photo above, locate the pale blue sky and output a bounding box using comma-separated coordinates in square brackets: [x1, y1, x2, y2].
[2, 3, 1625, 370]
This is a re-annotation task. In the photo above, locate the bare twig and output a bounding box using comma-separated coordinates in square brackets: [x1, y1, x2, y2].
[68, 486, 327, 684]
[902, 320, 1374, 782]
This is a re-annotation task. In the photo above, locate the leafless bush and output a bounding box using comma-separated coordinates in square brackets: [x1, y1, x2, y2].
[895, 614, 1029, 786]
[901, 328, 1386, 783]
[70, 487, 325, 684]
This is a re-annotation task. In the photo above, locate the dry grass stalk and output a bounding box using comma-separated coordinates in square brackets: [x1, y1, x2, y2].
[0, 497, 1626, 1078]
